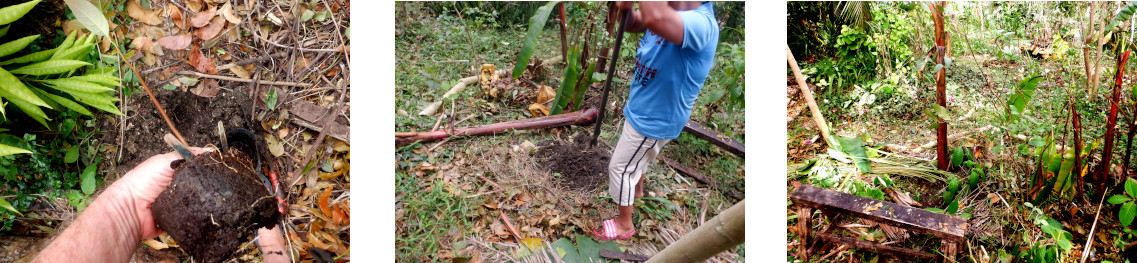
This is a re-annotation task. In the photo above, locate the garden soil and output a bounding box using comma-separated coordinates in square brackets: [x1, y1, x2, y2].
[536, 133, 610, 191]
[102, 89, 258, 176]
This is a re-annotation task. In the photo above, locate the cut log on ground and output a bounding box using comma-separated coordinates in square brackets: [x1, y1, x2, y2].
[396, 108, 598, 147]
[682, 120, 744, 158]
[645, 199, 744, 263]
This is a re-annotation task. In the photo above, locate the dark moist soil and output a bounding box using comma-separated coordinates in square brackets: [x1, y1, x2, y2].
[151, 150, 280, 263]
[536, 133, 611, 191]
[101, 89, 258, 176]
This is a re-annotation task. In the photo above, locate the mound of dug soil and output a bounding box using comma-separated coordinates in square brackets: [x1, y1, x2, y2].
[536, 135, 611, 191]
[151, 149, 280, 263]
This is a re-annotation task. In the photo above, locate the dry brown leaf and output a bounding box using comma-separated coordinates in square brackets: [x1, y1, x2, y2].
[198, 16, 226, 40]
[62, 20, 85, 37]
[156, 34, 191, 50]
[188, 46, 218, 74]
[190, 6, 217, 28]
[536, 85, 556, 104]
[131, 37, 153, 52]
[185, 0, 204, 13]
[166, 4, 185, 29]
[128, 0, 163, 25]
[332, 204, 347, 227]
[228, 62, 250, 79]
[220, 1, 241, 24]
[142, 52, 159, 66]
[528, 103, 549, 117]
[265, 133, 285, 157]
[325, 66, 341, 77]
[318, 187, 333, 217]
[142, 238, 169, 250]
[190, 78, 220, 97]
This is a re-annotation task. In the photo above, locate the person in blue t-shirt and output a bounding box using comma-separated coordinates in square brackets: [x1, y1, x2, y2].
[594, 1, 718, 240]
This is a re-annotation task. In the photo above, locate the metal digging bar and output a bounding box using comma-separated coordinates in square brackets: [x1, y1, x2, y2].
[590, 9, 629, 147]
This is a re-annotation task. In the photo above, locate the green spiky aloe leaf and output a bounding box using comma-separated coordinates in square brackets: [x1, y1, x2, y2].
[0, 195, 22, 216]
[0, 48, 55, 66]
[70, 74, 121, 87]
[10, 60, 91, 75]
[42, 78, 115, 93]
[32, 87, 91, 116]
[0, 67, 46, 107]
[0, 0, 40, 27]
[512, 1, 560, 79]
[0, 35, 37, 58]
[52, 43, 93, 61]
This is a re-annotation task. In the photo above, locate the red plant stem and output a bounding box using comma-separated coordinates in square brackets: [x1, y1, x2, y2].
[1098, 50, 1130, 197]
[1072, 98, 1085, 201]
[559, 3, 568, 62]
[933, 1, 949, 170]
[395, 108, 598, 147]
[117, 38, 188, 147]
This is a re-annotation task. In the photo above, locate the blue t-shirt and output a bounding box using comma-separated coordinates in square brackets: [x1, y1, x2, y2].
[624, 2, 719, 140]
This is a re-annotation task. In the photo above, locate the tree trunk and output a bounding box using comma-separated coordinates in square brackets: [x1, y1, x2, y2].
[933, 1, 949, 171]
[645, 199, 744, 263]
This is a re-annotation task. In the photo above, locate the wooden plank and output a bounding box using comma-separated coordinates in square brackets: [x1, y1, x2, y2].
[599, 249, 650, 262]
[682, 120, 744, 157]
[790, 185, 967, 242]
[815, 232, 938, 260]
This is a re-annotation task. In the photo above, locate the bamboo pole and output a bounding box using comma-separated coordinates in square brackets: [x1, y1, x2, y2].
[645, 199, 744, 263]
[786, 46, 832, 147]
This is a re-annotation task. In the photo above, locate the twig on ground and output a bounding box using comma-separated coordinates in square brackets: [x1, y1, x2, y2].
[500, 212, 524, 243]
[1081, 190, 1108, 263]
[176, 71, 315, 87]
[113, 32, 188, 147]
[477, 174, 503, 190]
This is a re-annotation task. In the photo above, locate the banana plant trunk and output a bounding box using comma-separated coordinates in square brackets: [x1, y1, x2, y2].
[395, 108, 598, 147]
[933, 1, 949, 170]
[1098, 50, 1130, 198]
[645, 199, 744, 263]
[1072, 98, 1086, 201]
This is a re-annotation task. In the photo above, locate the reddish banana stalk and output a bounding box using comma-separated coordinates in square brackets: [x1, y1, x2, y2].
[395, 108, 598, 147]
[1097, 50, 1130, 198]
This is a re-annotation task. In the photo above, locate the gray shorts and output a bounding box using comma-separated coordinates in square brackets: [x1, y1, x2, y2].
[608, 121, 670, 206]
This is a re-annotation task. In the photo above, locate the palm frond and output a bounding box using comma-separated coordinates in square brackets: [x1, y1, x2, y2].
[835, 1, 873, 30]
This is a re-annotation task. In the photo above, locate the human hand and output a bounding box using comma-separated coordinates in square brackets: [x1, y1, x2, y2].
[257, 225, 290, 263]
[113, 147, 210, 240]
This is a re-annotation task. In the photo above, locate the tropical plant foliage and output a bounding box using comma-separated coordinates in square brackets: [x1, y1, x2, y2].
[0, 0, 121, 155]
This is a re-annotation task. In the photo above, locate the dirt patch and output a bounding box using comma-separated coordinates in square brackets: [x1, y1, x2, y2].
[151, 149, 280, 263]
[535, 134, 610, 191]
[102, 89, 257, 176]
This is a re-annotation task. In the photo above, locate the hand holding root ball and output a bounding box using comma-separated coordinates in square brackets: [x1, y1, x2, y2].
[34, 149, 288, 263]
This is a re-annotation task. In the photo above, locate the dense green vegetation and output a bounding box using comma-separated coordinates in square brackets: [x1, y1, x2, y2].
[789, 2, 1137, 262]
[0, 0, 124, 233]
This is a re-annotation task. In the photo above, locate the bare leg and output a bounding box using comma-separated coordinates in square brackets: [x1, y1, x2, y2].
[616, 205, 635, 235]
[635, 174, 646, 198]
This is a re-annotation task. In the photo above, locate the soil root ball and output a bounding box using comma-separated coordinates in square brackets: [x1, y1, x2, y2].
[151, 150, 280, 263]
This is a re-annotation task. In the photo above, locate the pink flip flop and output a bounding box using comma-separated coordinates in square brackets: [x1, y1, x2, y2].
[593, 219, 635, 241]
